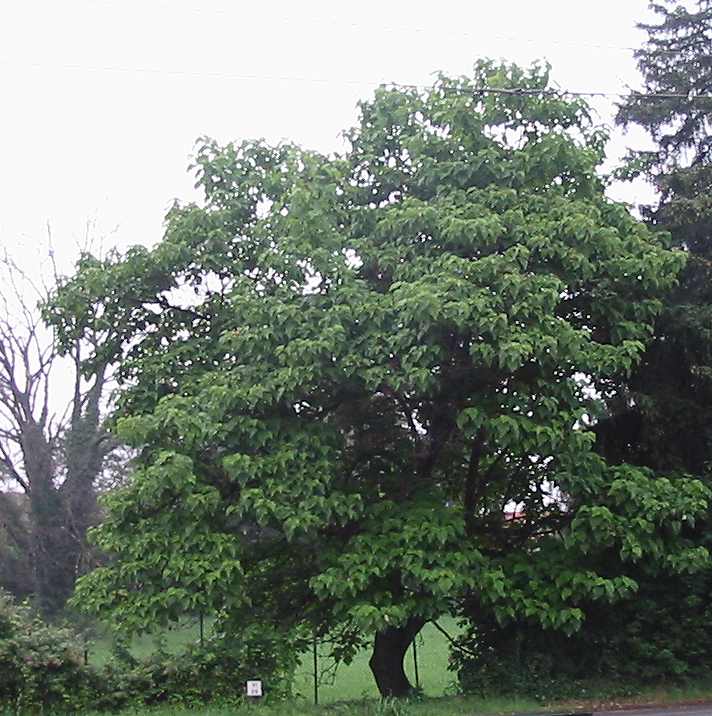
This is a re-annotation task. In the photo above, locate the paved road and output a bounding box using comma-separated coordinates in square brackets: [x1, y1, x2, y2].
[598, 706, 712, 716]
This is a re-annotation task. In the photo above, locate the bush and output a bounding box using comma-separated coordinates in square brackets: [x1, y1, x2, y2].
[452, 623, 641, 701]
[453, 567, 712, 701]
[0, 590, 99, 713]
[0, 590, 296, 713]
[95, 625, 297, 711]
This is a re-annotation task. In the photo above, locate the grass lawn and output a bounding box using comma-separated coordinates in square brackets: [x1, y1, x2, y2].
[78, 693, 546, 716]
[89, 617, 460, 704]
[74, 682, 712, 716]
[88, 618, 204, 664]
[84, 621, 712, 715]
[292, 619, 458, 703]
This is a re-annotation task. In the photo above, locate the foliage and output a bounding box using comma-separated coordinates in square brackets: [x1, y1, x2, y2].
[48, 60, 709, 697]
[617, 0, 712, 225]
[0, 493, 33, 601]
[94, 627, 296, 712]
[454, 557, 712, 699]
[0, 590, 295, 713]
[0, 254, 118, 615]
[454, 4, 712, 698]
[603, 0, 712, 683]
[602, 0, 712, 474]
[0, 590, 98, 713]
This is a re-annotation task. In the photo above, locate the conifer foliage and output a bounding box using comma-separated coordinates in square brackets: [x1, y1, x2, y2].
[602, 0, 712, 473]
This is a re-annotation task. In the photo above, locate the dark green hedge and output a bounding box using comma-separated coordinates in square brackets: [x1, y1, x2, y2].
[453, 567, 712, 700]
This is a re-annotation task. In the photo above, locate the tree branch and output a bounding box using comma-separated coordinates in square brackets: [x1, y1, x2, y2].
[430, 620, 479, 659]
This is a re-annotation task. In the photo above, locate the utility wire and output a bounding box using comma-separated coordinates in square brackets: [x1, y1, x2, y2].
[3, 60, 711, 101]
[85, 2, 702, 59]
[384, 82, 712, 101]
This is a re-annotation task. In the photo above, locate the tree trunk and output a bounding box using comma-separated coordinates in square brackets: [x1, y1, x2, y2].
[369, 617, 425, 698]
[31, 499, 74, 615]
[21, 422, 64, 614]
[30, 484, 99, 615]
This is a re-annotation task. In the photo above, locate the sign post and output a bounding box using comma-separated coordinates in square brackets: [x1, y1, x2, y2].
[246, 680, 263, 699]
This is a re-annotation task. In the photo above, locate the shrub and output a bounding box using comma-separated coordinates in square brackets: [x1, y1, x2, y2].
[453, 567, 712, 700]
[95, 625, 297, 711]
[0, 590, 296, 713]
[0, 590, 99, 713]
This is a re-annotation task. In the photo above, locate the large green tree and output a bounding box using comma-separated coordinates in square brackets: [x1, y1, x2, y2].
[51, 62, 709, 697]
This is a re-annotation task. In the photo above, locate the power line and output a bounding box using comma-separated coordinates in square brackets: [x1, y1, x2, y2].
[384, 82, 712, 101]
[86, 2, 694, 59]
[3, 60, 711, 101]
[0, 60, 385, 87]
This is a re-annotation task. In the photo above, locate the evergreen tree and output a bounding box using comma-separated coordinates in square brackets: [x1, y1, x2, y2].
[598, 0, 712, 473]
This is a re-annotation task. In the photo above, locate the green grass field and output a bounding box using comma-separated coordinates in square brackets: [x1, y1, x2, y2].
[292, 620, 458, 703]
[88, 618, 203, 664]
[88, 618, 459, 704]
[84, 621, 712, 715]
[77, 694, 546, 716]
[38, 619, 712, 715]
[72, 682, 712, 716]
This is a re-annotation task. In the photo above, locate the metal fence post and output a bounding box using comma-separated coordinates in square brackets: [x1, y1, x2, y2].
[412, 636, 420, 690]
[313, 633, 319, 706]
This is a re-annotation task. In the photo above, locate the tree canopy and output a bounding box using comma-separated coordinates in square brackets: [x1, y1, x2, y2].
[452, 7, 712, 693]
[49, 61, 709, 697]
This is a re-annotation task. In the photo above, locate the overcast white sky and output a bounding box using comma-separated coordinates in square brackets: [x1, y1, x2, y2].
[0, 0, 655, 278]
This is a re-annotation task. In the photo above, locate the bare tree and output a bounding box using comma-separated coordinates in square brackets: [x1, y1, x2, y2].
[0, 247, 117, 614]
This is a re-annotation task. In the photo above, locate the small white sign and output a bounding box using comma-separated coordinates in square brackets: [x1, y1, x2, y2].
[246, 680, 263, 697]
